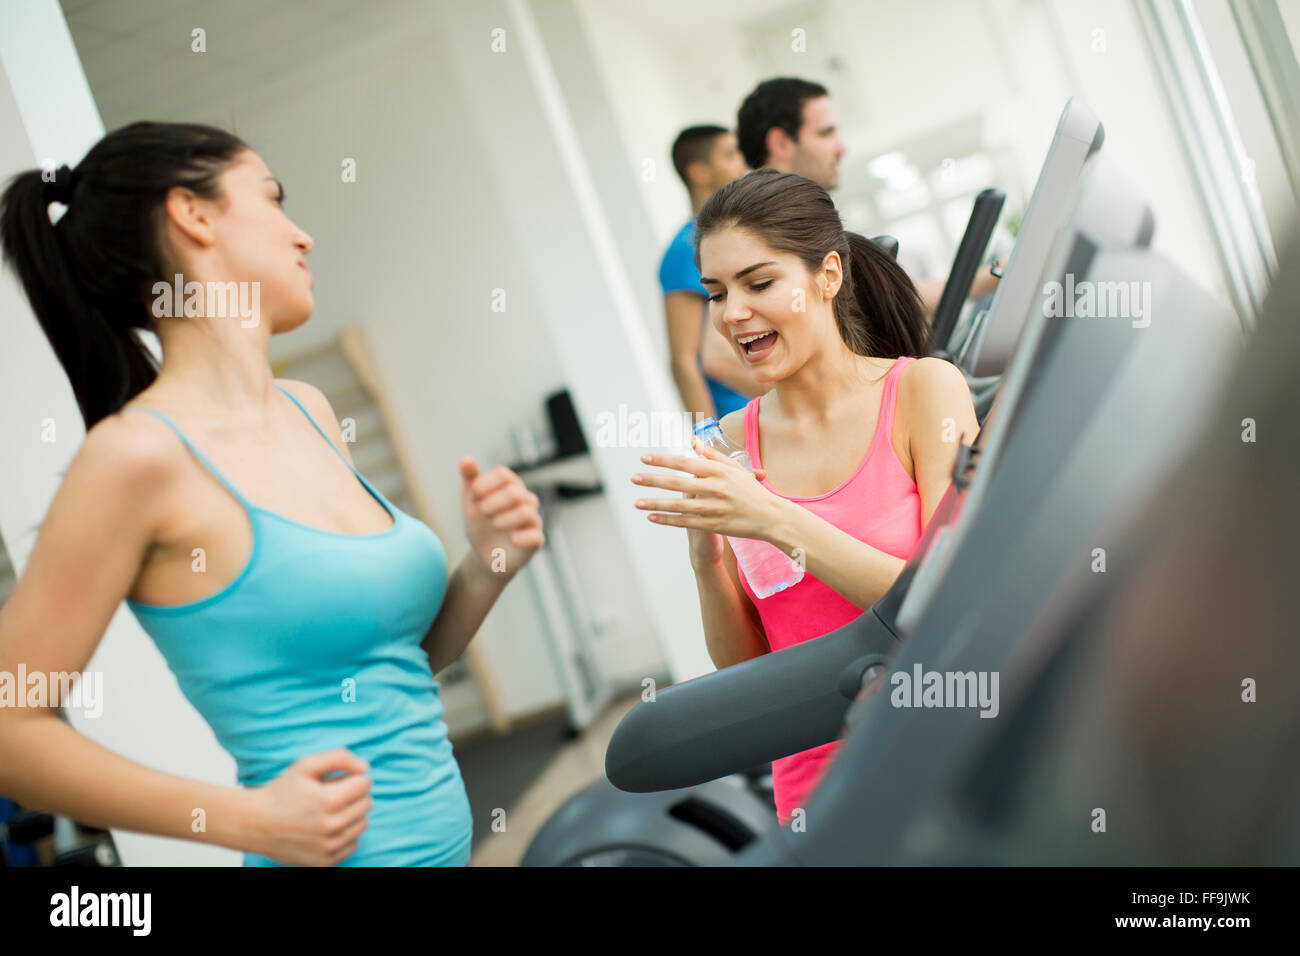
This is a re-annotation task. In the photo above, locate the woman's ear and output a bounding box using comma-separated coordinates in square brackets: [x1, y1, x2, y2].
[821, 250, 844, 299]
[163, 186, 218, 250]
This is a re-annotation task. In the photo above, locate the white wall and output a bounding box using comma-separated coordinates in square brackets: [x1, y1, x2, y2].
[1041, 0, 1228, 303]
[573, 0, 1228, 301]
[1192, 0, 1299, 255]
[2, 0, 680, 866]
[429, 0, 713, 683]
[536, 0, 672, 362]
[79, 5, 672, 716]
[577, 0, 756, 248]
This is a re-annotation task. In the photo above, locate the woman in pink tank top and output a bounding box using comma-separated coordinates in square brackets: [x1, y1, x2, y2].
[634, 170, 980, 825]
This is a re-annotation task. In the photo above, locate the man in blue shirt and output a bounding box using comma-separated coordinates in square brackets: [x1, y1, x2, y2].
[659, 125, 757, 420]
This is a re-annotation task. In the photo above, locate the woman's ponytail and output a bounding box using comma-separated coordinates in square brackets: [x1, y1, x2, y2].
[0, 167, 159, 429]
[841, 231, 929, 358]
[0, 122, 248, 430]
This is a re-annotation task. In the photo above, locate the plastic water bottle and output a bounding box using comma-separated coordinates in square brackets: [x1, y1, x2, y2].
[692, 417, 804, 598]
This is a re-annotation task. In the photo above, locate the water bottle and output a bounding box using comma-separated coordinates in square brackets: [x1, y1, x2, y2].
[692, 417, 804, 598]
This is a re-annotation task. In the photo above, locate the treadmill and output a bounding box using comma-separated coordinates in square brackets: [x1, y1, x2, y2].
[734, 172, 1241, 865]
[605, 101, 1120, 797]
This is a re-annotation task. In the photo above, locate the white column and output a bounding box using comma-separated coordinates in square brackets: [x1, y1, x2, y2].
[431, 0, 713, 682]
[529, 0, 669, 360]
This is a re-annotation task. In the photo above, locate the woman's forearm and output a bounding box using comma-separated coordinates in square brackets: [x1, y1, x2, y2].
[422, 553, 510, 674]
[692, 555, 768, 669]
[766, 500, 907, 610]
[0, 712, 252, 853]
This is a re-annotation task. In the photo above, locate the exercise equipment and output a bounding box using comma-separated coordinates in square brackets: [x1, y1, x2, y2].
[2, 805, 120, 867]
[522, 774, 778, 866]
[736, 229, 1239, 865]
[929, 186, 1005, 362]
[604, 112, 1137, 798]
[936, 99, 1105, 424]
[603, 152, 1154, 797]
[524, 99, 1250, 867]
[956, 98, 1105, 379]
[902, 231, 1297, 866]
[870, 234, 900, 258]
[525, 99, 1117, 864]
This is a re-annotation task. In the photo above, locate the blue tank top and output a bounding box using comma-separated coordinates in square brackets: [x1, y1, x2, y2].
[123, 385, 472, 866]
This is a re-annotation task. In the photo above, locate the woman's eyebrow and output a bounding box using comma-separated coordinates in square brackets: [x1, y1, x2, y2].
[700, 260, 776, 284]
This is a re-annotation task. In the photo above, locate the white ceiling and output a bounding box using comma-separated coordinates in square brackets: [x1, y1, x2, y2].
[60, 0, 429, 127]
[61, 0, 821, 128]
[584, 0, 815, 42]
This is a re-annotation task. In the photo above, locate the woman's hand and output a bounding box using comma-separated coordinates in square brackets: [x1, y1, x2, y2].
[633, 438, 785, 564]
[242, 748, 373, 866]
[460, 457, 545, 580]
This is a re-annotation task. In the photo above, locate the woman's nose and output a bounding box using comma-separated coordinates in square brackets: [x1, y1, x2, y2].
[722, 294, 749, 324]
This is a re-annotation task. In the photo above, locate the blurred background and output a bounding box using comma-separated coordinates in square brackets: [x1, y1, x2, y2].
[1, 0, 1295, 866]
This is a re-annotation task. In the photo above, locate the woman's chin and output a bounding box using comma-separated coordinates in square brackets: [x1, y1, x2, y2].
[271, 306, 313, 335]
[745, 352, 787, 383]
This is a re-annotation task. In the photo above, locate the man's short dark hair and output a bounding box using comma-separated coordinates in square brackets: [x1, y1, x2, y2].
[670, 125, 730, 187]
[736, 77, 829, 170]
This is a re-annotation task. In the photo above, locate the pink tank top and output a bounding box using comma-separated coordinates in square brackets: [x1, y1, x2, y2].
[737, 356, 923, 824]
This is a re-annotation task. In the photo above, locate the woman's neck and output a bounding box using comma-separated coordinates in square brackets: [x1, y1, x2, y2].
[772, 339, 890, 424]
[148, 316, 278, 421]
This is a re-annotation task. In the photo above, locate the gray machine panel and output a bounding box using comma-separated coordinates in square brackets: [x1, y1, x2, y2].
[963, 98, 1104, 378]
[736, 213, 1241, 867]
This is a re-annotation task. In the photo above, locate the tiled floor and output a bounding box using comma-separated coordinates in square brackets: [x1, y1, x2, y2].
[469, 691, 641, 867]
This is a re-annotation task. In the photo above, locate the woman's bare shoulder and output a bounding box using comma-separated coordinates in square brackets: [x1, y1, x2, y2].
[718, 406, 749, 447]
[898, 355, 979, 443]
[273, 377, 329, 413]
[273, 377, 355, 464]
[900, 355, 967, 393]
[47, 408, 184, 547]
[899, 356, 971, 413]
[84, 405, 186, 478]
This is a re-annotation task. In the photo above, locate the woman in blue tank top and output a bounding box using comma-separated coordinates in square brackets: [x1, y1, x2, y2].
[0, 123, 544, 866]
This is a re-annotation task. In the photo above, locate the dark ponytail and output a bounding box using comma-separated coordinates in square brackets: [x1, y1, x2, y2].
[694, 168, 930, 359]
[1, 122, 248, 429]
[842, 230, 929, 357]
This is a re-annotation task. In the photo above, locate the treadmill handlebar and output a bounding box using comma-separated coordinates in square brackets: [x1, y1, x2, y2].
[931, 187, 1007, 354]
[605, 608, 899, 793]
[603, 483, 966, 795]
[838, 654, 890, 700]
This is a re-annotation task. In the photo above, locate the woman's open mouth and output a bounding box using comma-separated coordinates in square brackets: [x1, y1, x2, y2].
[736, 330, 778, 363]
